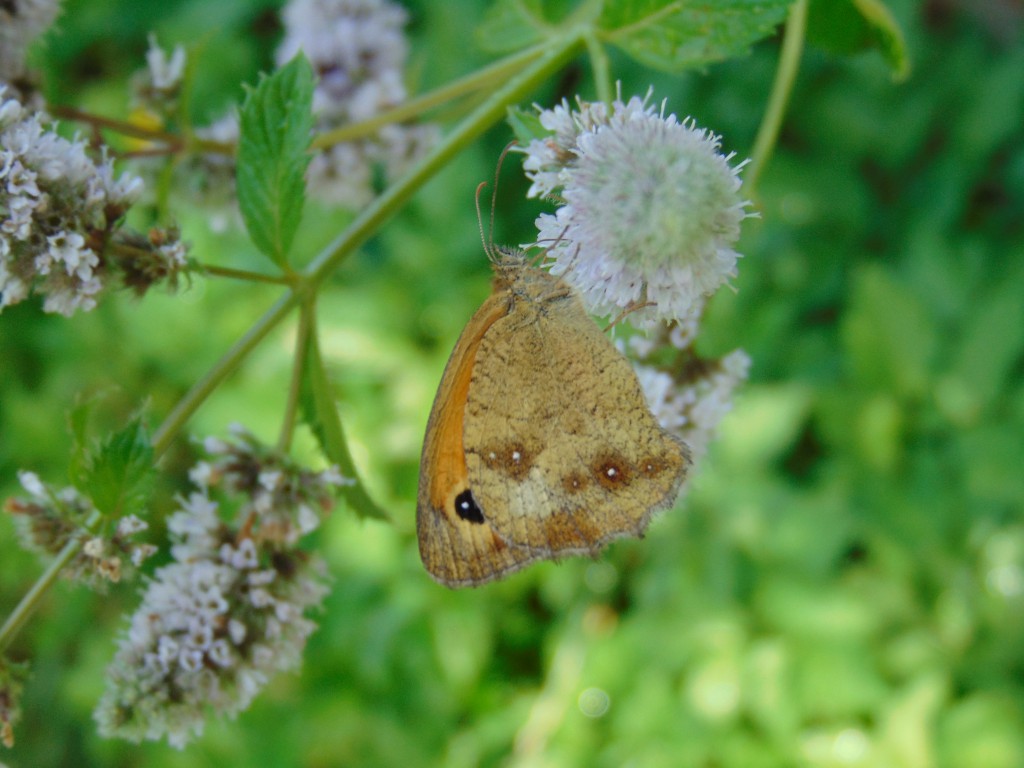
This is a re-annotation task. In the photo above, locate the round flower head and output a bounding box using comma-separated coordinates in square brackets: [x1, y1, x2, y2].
[522, 92, 752, 327]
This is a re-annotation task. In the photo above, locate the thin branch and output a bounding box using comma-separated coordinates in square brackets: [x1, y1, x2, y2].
[745, 0, 807, 195]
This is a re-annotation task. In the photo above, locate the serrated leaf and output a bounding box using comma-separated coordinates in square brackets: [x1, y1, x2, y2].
[808, 0, 910, 81]
[72, 417, 155, 520]
[506, 105, 548, 146]
[236, 54, 315, 267]
[600, 0, 791, 72]
[299, 322, 389, 521]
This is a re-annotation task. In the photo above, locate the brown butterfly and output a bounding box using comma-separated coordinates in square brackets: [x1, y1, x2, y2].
[416, 191, 690, 587]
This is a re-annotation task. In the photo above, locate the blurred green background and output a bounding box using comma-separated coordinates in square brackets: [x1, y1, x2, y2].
[2, 0, 1023, 766]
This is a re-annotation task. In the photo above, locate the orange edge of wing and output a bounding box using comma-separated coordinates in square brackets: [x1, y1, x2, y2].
[423, 294, 509, 513]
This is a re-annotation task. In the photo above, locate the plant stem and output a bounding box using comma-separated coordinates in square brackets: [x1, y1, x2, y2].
[0, 511, 99, 653]
[151, 291, 298, 457]
[745, 0, 807, 196]
[279, 298, 316, 453]
[51, 105, 182, 147]
[313, 42, 549, 148]
[307, 31, 585, 282]
[200, 264, 293, 285]
[585, 32, 613, 105]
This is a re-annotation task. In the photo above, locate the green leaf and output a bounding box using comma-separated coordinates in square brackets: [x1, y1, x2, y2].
[299, 320, 389, 521]
[600, 0, 791, 73]
[506, 105, 547, 146]
[71, 416, 155, 520]
[808, 0, 910, 81]
[236, 54, 315, 267]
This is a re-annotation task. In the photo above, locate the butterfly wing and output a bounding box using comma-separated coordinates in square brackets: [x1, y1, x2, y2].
[463, 273, 690, 558]
[416, 291, 542, 587]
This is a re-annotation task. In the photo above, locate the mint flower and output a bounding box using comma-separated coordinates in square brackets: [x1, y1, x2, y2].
[522, 92, 752, 327]
[4, 471, 156, 588]
[622, 323, 751, 460]
[95, 428, 349, 748]
[276, 0, 437, 208]
[1, 86, 143, 315]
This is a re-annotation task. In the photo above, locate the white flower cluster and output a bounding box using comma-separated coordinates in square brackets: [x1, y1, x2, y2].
[521, 91, 752, 327]
[0, 0, 61, 83]
[627, 326, 751, 459]
[1, 86, 143, 315]
[6, 471, 156, 588]
[95, 427, 349, 748]
[276, 0, 437, 208]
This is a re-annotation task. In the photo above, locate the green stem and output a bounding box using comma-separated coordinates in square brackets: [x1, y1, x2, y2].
[0, 511, 100, 653]
[745, 0, 807, 195]
[51, 105, 182, 147]
[280, 298, 316, 453]
[313, 42, 548, 148]
[200, 264, 293, 285]
[585, 32, 613, 105]
[306, 31, 585, 282]
[150, 292, 296, 457]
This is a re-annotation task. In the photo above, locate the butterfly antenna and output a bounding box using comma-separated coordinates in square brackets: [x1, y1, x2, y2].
[474, 181, 494, 261]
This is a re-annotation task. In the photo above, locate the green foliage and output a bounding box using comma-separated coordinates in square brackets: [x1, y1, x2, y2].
[68, 412, 154, 521]
[299, 323, 390, 521]
[809, 0, 910, 81]
[506, 105, 548, 146]
[478, 0, 795, 73]
[236, 54, 315, 268]
[599, 0, 793, 72]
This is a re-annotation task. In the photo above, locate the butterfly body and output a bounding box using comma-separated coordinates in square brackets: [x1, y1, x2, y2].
[417, 252, 690, 587]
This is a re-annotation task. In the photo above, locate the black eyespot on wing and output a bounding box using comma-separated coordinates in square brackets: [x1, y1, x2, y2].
[454, 488, 485, 524]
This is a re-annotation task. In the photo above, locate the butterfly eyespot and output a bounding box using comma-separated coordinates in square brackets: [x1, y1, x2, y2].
[592, 452, 633, 490]
[638, 456, 670, 478]
[481, 440, 535, 480]
[562, 472, 589, 494]
[453, 489, 485, 524]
